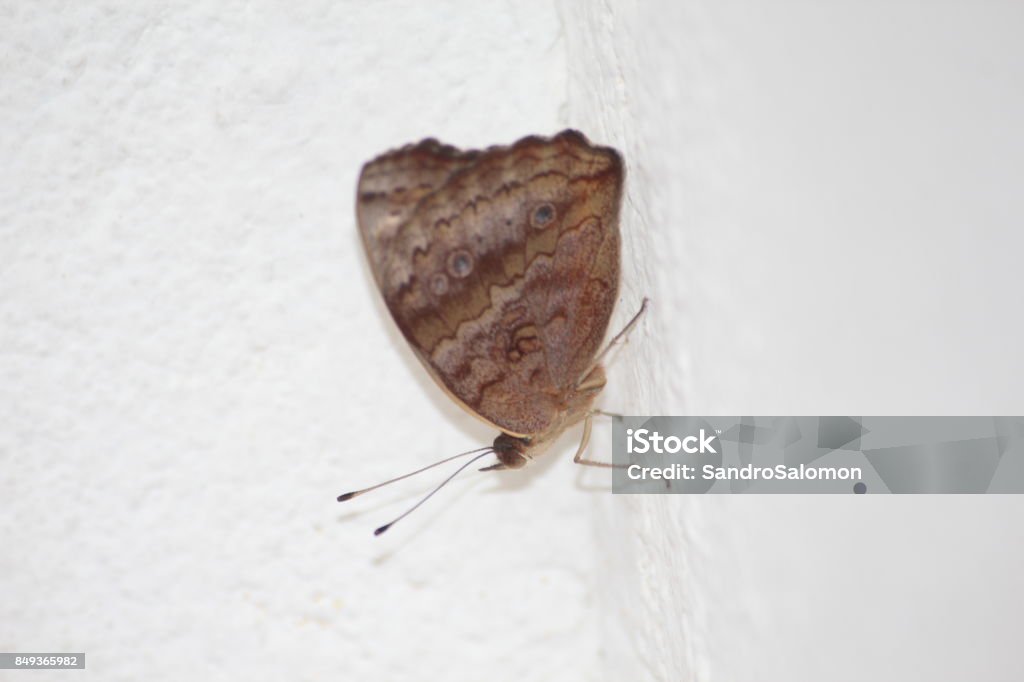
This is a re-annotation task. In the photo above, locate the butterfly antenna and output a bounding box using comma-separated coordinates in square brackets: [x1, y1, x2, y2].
[373, 449, 495, 536]
[336, 446, 494, 502]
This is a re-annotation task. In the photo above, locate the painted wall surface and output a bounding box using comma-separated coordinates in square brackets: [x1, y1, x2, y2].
[3, 2, 1023, 681]
[563, 2, 1024, 681]
[2, 3, 603, 681]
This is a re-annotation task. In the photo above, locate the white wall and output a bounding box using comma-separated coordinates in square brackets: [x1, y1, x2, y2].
[3, 2, 1023, 681]
[562, 2, 1024, 681]
[2, 2, 603, 681]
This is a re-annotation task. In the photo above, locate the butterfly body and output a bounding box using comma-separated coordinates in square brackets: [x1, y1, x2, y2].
[357, 130, 623, 468]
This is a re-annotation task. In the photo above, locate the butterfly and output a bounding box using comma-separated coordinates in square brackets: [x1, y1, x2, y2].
[344, 130, 645, 533]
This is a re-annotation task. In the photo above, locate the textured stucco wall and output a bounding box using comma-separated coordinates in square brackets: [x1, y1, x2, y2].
[2, 3, 611, 681]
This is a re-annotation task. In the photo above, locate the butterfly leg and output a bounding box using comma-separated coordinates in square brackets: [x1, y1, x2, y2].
[572, 299, 648, 467]
[572, 414, 627, 468]
[591, 408, 624, 419]
[585, 297, 649, 376]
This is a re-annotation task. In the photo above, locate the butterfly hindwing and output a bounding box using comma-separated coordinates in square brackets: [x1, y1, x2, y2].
[356, 130, 623, 436]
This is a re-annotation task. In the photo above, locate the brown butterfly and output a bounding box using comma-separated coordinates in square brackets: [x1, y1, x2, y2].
[343, 130, 645, 533]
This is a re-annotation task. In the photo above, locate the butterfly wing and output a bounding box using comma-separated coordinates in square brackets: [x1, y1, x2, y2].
[357, 130, 623, 436]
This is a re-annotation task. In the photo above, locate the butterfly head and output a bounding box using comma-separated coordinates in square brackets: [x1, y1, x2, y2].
[491, 433, 537, 469]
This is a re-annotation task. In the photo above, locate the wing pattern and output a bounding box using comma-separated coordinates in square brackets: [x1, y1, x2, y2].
[357, 130, 623, 436]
